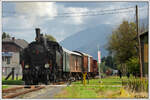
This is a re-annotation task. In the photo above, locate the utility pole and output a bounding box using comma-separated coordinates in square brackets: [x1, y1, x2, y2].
[136, 5, 143, 79]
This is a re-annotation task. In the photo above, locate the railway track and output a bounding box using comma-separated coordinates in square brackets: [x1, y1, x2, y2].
[2, 85, 45, 99]
[52, 81, 66, 85]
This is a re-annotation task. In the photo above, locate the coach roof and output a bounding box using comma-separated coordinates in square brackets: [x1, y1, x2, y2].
[74, 51, 92, 57]
[62, 48, 81, 56]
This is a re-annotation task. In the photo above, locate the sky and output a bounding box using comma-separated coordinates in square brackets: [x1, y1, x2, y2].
[2, 1, 149, 43]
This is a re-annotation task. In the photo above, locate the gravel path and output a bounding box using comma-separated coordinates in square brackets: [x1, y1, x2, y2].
[15, 85, 67, 99]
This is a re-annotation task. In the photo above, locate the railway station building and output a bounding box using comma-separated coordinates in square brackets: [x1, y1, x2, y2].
[2, 37, 28, 77]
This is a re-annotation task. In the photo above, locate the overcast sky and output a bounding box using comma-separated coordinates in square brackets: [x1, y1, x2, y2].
[2, 1, 149, 42]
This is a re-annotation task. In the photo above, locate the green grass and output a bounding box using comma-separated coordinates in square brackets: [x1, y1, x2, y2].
[55, 85, 100, 98]
[55, 76, 123, 98]
[55, 76, 148, 98]
[2, 80, 24, 85]
[2, 85, 10, 89]
[73, 76, 123, 85]
[2, 76, 22, 81]
[2, 75, 24, 85]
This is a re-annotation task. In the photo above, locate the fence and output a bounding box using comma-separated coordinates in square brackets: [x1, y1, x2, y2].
[2, 66, 22, 77]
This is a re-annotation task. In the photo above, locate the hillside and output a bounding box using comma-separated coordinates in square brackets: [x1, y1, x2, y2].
[60, 24, 113, 59]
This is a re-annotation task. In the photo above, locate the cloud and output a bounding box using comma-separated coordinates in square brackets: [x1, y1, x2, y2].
[138, 6, 148, 19]
[15, 2, 57, 18]
[64, 7, 89, 24]
[2, 2, 148, 43]
[3, 15, 33, 29]
[14, 2, 58, 28]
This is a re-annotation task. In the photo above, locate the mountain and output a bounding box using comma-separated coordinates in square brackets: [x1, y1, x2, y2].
[60, 18, 148, 59]
[60, 24, 113, 59]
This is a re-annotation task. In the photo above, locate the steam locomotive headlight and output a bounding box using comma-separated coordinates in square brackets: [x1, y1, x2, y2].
[45, 63, 49, 68]
[25, 65, 29, 69]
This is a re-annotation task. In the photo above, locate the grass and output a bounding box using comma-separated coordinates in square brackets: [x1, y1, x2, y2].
[2, 76, 22, 81]
[122, 77, 148, 92]
[2, 76, 24, 85]
[2, 76, 24, 91]
[2, 80, 24, 85]
[55, 76, 148, 98]
[73, 76, 123, 85]
[55, 76, 125, 98]
[2, 85, 10, 89]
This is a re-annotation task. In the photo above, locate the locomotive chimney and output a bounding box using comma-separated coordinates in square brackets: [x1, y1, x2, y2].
[35, 28, 40, 41]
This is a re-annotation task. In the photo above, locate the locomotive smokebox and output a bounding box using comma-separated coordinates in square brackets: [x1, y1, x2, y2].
[35, 28, 40, 41]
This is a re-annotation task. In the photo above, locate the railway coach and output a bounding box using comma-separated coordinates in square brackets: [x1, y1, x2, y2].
[62, 48, 83, 80]
[63, 49, 98, 81]
[74, 51, 97, 78]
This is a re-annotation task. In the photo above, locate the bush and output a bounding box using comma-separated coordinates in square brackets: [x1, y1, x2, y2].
[122, 77, 148, 92]
[126, 57, 140, 76]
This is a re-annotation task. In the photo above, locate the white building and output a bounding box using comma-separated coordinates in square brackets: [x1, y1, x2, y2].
[2, 37, 28, 76]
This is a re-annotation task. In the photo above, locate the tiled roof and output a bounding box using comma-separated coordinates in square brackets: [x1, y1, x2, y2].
[2, 38, 28, 49]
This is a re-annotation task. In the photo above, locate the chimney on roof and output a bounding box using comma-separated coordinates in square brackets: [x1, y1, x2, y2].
[12, 37, 15, 41]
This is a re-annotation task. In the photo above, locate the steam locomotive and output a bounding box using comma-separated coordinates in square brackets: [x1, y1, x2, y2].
[20, 28, 98, 85]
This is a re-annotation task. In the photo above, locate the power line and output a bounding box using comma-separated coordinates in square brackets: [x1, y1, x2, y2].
[57, 6, 135, 15]
[3, 6, 135, 16]
[2, 8, 135, 18]
[54, 10, 135, 18]
[3, 6, 147, 15]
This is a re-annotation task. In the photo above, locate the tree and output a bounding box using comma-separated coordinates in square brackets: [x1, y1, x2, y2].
[107, 21, 137, 65]
[101, 56, 117, 70]
[2, 32, 10, 39]
[126, 57, 140, 76]
[44, 34, 57, 42]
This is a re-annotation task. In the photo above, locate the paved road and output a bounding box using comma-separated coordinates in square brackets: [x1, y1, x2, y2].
[15, 85, 67, 99]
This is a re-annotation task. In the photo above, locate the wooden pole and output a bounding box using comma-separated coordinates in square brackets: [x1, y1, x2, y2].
[136, 5, 143, 79]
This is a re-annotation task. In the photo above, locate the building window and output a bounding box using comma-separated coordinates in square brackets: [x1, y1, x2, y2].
[5, 56, 11, 64]
[2, 56, 5, 61]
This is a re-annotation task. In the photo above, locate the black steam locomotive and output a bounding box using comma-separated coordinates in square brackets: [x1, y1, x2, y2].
[20, 28, 63, 85]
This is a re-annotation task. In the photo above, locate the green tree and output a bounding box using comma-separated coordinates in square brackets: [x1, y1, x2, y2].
[107, 20, 137, 65]
[44, 34, 57, 42]
[101, 56, 117, 69]
[2, 32, 10, 39]
[126, 57, 140, 76]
